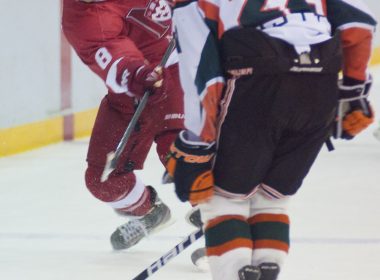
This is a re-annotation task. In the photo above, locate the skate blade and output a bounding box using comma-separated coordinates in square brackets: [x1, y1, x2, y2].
[191, 247, 209, 272]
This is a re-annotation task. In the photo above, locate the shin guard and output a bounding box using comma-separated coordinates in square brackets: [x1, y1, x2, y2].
[205, 215, 253, 280]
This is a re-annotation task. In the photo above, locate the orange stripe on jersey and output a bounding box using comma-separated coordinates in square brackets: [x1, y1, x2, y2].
[198, 0, 218, 20]
[200, 82, 224, 142]
[321, 0, 327, 15]
[206, 215, 247, 229]
[340, 28, 372, 81]
[198, 0, 225, 37]
[165, 152, 177, 177]
[254, 239, 289, 253]
[207, 238, 253, 256]
[248, 214, 290, 225]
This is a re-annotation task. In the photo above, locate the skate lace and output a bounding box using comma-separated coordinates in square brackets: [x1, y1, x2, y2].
[118, 219, 148, 242]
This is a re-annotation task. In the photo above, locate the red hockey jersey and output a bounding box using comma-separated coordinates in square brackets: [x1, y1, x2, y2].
[62, 0, 174, 100]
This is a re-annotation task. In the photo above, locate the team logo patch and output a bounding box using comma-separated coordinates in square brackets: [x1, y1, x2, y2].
[126, 0, 171, 38]
[147, 0, 171, 22]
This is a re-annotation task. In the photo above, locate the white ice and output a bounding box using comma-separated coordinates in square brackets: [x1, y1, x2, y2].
[1, 66, 380, 280]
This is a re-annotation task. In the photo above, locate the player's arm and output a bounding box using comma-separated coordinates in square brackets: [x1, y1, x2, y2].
[62, 9, 163, 98]
[166, 0, 224, 204]
[173, 0, 225, 143]
[327, 0, 377, 80]
[327, 0, 377, 139]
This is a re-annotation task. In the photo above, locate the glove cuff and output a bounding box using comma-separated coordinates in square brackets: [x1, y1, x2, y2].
[342, 76, 365, 86]
[168, 131, 215, 166]
[338, 74, 372, 101]
[178, 130, 215, 150]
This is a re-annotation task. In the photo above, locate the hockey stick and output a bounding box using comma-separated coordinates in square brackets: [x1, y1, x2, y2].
[132, 228, 204, 280]
[101, 39, 176, 182]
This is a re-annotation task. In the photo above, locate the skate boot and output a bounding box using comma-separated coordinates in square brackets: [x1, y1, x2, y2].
[110, 186, 171, 250]
[186, 206, 203, 228]
[259, 263, 280, 280]
[162, 170, 173, 184]
[187, 206, 208, 270]
[238, 265, 261, 280]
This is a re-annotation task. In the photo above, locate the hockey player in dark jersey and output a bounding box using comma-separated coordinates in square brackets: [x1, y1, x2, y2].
[166, 0, 377, 279]
[62, 0, 184, 250]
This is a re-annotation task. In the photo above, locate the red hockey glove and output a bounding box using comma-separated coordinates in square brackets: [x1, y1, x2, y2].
[128, 63, 166, 103]
[166, 131, 216, 205]
[334, 75, 375, 140]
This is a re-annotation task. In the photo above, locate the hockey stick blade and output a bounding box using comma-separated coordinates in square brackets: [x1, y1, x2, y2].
[100, 151, 116, 182]
[132, 228, 204, 280]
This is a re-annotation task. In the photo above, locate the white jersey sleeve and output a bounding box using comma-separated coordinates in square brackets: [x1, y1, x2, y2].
[172, 0, 225, 142]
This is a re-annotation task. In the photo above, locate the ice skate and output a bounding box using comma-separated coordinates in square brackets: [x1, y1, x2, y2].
[186, 207, 209, 271]
[161, 170, 173, 184]
[186, 206, 203, 228]
[258, 263, 280, 280]
[110, 187, 172, 250]
[191, 247, 209, 271]
[238, 265, 261, 280]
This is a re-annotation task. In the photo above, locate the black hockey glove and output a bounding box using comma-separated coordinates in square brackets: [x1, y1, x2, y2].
[333, 75, 374, 140]
[166, 131, 216, 205]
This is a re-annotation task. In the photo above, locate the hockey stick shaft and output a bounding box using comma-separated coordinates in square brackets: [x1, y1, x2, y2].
[100, 39, 176, 182]
[132, 228, 204, 280]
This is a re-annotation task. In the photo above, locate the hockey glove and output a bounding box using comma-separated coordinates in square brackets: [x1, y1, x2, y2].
[334, 75, 374, 140]
[128, 62, 166, 103]
[166, 131, 216, 205]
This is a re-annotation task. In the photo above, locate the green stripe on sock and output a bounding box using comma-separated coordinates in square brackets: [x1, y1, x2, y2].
[251, 222, 289, 244]
[206, 219, 251, 247]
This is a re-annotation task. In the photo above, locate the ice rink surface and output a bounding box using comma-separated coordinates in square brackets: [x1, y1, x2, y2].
[1, 66, 380, 280]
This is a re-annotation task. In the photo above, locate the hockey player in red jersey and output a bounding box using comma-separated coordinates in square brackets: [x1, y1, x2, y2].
[167, 0, 377, 279]
[62, 0, 184, 250]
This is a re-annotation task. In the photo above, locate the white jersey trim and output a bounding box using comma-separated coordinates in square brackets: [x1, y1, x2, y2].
[337, 22, 376, 32]
[106, 57, 130, 94]
[213, 183, 291, 200]
[106, 176, 145, 209]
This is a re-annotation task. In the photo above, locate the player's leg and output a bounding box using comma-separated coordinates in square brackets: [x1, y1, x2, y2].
[206, 66, 282, 279]
[110, 185, 172, 250]
[210, 73, 332, 279]
[253, 72, 338, 279]
[109, 64, 185, 249]
[248, 190, 290, 280]
[200, 195, 256, 280]
[85, 97, 171, 249]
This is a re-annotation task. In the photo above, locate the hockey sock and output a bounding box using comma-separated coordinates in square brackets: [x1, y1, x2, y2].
[205, 215, 253, 280]
[115, 186, 153, 217]
[248, 213, 289, 268]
